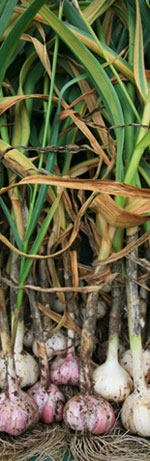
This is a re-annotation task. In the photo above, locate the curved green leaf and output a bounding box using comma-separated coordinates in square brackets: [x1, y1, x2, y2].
[0, 0, 46, 88]
[40, 4, 125, 180]
[84, 0, 116, 24]
[0, 0, 17, 41]
[134, 0, 149, 101]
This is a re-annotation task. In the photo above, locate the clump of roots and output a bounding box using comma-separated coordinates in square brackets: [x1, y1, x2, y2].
[69, 418, 150, 461]
[0, 422, 67, 461]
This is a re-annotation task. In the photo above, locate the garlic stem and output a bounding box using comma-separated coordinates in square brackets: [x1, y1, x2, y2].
[93, 261, 133, 402]
[13, 317, 24, 354]
[107, 261, 121, 360]
[38, 254, 53, 332]
[126, 229, 145, 390]
[139, 244, 150, 343]
[9, 247, 39, 388]
[0, 284, 22, 394]
[107, 333, 118, 362]
[0, 285, 14, 361]
[0, 283, 39, 435]
[80, 290, 99, 393]
[27, 274, 49, 388]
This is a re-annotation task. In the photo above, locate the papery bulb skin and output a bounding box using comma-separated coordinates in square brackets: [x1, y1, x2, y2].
[0, 351, 39, 388]
[63, 394, 115, 434]
[50, 351, 80, 386]
[15, 352, 39, 387]
[28, 382, 65, 423]
[0, 389, 39, 436]
[93, 358, 133, 402]
[41, 385, 65, 423]
[23, 328, 34, 348]
[121, 387, 150, 436]
[120, 349, 150, 379]
[33, 331, 66, 360]
[28, 382, 48, 415]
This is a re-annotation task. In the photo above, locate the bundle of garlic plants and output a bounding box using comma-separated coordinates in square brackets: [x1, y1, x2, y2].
[1, 2, 150, 460]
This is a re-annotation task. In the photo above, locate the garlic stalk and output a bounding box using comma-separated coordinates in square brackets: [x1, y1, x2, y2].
[0, 316, 39, 389]
[121, 229, 150, 436]
[0, 283, 39, 436]
[33, 244, 67, 359]
[50, 316, 80, 386]
[93, 261, 133, 402]
[0, 241, 39, 389]
[63, 221, 116, 433]
[63, 288, 115, 434]
[139, 244, 150, 343]
[50, 250, 80, 386]
[13, 310, 39, 388]
[27, 276, 65, 423]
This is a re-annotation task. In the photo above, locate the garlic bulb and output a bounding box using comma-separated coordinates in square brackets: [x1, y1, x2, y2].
[50, 349, 80, 386]
[23, 327, 34, 348]
[93, 335, 133, 402]
[81, 299, 108, 322]
[121, 386, 150, 436]
[93, 355, 133, 402]
[0, 350, 39, 388]
[28, 381, 65, 423]
[14, 351, 39, 387]
[63, 394, 115, 434]
[120, 348, 150, 379]
[0, 385, 39, 436]
[33, 330, 67, 360]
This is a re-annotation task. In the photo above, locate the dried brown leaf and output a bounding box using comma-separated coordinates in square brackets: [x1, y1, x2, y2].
[90, 194, 150, 227]
[2, 174, 150, 200]
[95, 228, 150, 266]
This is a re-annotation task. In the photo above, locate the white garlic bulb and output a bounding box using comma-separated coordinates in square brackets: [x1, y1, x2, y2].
[23, 327, 34, 348]
[0, 351, 39, 388]
[14, 351, 39, 387]
[120, 349, 150, 378]
[93, 356, 133, 402]
[121, 386, 150, 436]
[33, 330, 67, 360]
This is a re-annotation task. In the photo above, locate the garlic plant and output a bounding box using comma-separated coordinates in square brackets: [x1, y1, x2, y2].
[0, 284, 39, 436]
[0, 319, 39, 389]
[27, 278, 65, 423]
[50, 319, 80, 386]
[63, 289, 115, 434]
[93, 261, 133, 402]
[33, 256, 67, 361]
[121, 230, 150, 436]
[9, 220, 39, 387]
[13, 313, 39, 388]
